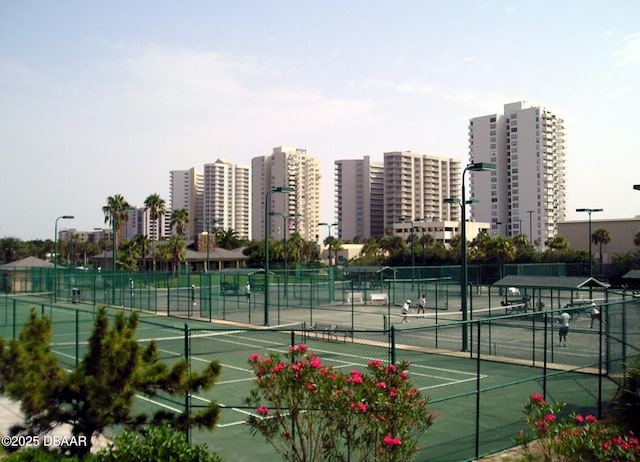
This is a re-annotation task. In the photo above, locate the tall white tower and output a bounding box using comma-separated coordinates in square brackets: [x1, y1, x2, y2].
[469, 101, 566, 247]
[252, 146, 321, 242]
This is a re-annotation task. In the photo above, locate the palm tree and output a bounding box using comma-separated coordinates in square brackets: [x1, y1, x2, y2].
[592, 228, 611, 275]
[216, 228, 240, 250]
[133, 234, 151, 271]
[170, 208, 189, 237]
[144, 193, 166, 272]
[117, 239, 139, 272]
[167, 235, 186, 275]
[102, 194, 131, 250]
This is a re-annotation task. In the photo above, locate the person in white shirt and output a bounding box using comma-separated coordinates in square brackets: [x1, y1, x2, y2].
[402, 300, 411, 323]
[558, 311, 571, 346]
[590, 302, 601, 329]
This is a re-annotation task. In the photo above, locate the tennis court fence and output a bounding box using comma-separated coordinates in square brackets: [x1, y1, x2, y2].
[1, 291, 639, 460]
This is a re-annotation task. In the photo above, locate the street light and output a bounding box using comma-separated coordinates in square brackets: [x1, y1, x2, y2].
[264, 186, 295, 326]
[447, 162, 495, 352]
[318, 222, 340, 267]
[400, 217, 422, 289]
[54, 215, 74, 300]
[270, 212, 301, 298]
[576, 208, 604, 279]
[196, 218, 223, 273]
[526, 210, 535, 247]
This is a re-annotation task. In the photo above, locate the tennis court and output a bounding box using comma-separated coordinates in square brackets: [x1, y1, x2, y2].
[1, 289, 637, 461]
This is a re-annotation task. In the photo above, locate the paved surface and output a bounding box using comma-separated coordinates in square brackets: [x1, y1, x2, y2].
[0, 396, 23, 436]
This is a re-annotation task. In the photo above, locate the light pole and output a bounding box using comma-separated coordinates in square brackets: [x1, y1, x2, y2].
[196, 218, 222, 273]
[576, 208, 603, 279]
[526, 210, 535, 247]
[270, 212, 300, 298]
[400, 217, 421, 289]
[264, 186, 295, 326]
[54, 215, 74, 300]
[318, 222, 339, 267]
[318, 222, 339, 303]
[447, 162, 495, 352]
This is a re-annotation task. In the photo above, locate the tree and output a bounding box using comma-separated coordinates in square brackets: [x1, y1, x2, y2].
[133, 234, 151, 271]
[245, 345, 435, 462]
[546, 236, 569, 250]
[102, 194, 131, 250]
[0, 237, 26, 263]
[117, 238, 140, 272]
[635, 231, 640, 248]
[144, 193, 167, 272]
[0, 307, 222, 457]
[167, 235, 186, 275]
[215, 227, 241, 250]
[592, 228, 611, 275]
[324, 236, 343, 267]
[170, 208, 190, 237]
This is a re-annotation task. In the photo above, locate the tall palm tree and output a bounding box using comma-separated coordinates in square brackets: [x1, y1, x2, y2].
[592, 228, 611, 274]
[170, 208, 189, 237]
[144, 193, 166, 272]
[102, 194, 131, 250]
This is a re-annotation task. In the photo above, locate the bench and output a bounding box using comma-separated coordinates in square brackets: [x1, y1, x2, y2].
[368, 293, 388, 305]
[346, 292, 364, 304]
[501, 299, 528, 314]
[310, 323, 353, 342]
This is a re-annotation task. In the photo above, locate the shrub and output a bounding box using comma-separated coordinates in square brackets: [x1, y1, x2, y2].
[96, 425, 221, 462]
[244, 344, 436, 462]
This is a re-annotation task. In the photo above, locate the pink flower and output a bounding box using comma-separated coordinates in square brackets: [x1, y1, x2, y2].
[358, 402, 367, 412]
[309, 357, 321, 368]
[256, 407, 269, 415]
[376, 381, 387, 389]
[383, 435, 402, 446]
[368, 359, 382, 367]
[297, 344, 308, 352]
[530, 393, 545, 405]
[544, 414, 556, 423]
[585, 415, 597, 423]
[273, 363, 285, 373]
[575, 415, 584, 423]
[249, 353, 260, 363]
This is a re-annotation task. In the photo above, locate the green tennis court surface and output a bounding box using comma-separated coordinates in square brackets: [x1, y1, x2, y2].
[1, 292, 636, 461]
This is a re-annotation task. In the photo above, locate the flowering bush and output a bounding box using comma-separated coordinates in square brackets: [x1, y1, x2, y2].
[244, 345, 436, 462]
[517, 393, 640, 461]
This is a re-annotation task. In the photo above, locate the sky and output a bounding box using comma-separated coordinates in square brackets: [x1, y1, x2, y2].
[1, 0, 639, 241]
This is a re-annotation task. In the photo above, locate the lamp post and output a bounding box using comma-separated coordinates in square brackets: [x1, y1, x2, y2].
[400, 217, 422, 289]
[195, 218, 222, 273]
[318, 222, 339, 303]
[264, 186, 295, 326]
[447, 162, 495, 352]
[526, 210, 535, 247]
[54, 215, 74, 300]
[270, 212, 301, 298]
[576, 208, 603, 279]
[318, 222, 339, 267]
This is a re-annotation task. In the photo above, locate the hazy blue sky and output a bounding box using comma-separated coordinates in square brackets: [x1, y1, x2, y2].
[1, 1, 639, 240]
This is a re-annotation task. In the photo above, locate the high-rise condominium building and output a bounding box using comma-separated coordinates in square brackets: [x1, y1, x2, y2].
[169, 168, 203, 240]
[334, 156, 385, 240]
[203, 159, 251, 240]
[468, 101, 566, 248]
[383, 151, 462, 228]
[252, 146, 321, 242]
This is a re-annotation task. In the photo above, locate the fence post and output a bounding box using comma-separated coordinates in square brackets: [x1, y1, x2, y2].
[389, 326, 396, 365]
[475, 319, 482, 460]
[76, 309, 80, 367]
[184, 322, 191, 444]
